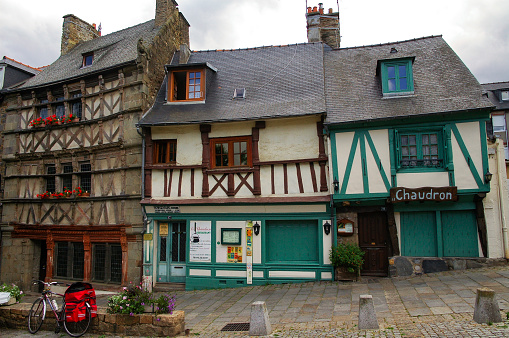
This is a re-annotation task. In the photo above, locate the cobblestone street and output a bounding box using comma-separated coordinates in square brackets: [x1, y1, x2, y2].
[3, 267, 509, 337]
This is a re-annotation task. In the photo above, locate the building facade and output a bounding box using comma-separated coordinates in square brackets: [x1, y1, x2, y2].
[138, 43, 333, 290]
[0, 0, 189, 290]
[324, 36, 502, 277]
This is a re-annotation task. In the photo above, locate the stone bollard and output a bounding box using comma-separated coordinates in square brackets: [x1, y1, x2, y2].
[473, 287, 502, 324]
[249, 301, 272, 336]
[358, 295, 379, 330]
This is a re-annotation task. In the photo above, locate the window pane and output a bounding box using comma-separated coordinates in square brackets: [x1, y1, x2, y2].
[398, 65, 407, 78]
[195, 72, 201, 79]
[40, 107, 48, 119]
[189, 72, 195, 79]
[399, 78, 407, 90]
[110, 245, 122, 283]
[56, 242, 68, 277]
[408, 135, 416, 145]
[94, 245, 106, 281]
[501, 91, 509, 101]
[72, 243, 84, 279]
[430, 145, 438, 155]
[160, 236, 167, 262]
[401, 135, 408, 146]
[409, 146, 417, 156]
[55, 104, 65, 118]
[430, 133, 438, 144]
[387, 66, 395, 78]
[388, 79, 396, 91]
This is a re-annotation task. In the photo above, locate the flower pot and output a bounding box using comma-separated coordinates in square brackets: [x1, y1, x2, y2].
[72, 118, 80, 123]
[79, 193, 90, 197]
[334, 266, 360, 282]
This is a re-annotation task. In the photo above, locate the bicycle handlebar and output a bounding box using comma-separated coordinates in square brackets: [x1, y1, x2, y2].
[32, 280, 64, 287]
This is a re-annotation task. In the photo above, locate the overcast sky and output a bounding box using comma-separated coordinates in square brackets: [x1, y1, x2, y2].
[1, 0, 508, 84]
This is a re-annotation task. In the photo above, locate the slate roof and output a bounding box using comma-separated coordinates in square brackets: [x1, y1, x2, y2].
[324, 36, 493, 125]
[138, 43, 326, 125]
[481, 82, 509, 111]
[17, 20, 159, 89]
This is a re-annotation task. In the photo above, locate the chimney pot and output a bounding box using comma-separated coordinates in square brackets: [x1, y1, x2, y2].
[92, 23, 96, 29]
[307, 6, 312, 13]
[329, 8, 333, 14]
[319, 3, 324, 14]
[313, 6, 317, 12]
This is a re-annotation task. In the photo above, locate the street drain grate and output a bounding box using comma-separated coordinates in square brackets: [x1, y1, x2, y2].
[221, 322, 250, 331]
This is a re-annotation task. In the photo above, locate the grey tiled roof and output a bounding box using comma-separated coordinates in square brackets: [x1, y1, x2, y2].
[482, 82, 509, 111]
[138, 43, 326, 125]
[18, 20, 159, 89]
[324, 36, 493, 125]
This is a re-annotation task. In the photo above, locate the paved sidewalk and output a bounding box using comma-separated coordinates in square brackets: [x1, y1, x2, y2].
[3, 266, 509, 337]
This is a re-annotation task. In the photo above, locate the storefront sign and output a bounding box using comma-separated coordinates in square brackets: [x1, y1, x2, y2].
[227, 246, 242, 263]
[154, 206, 180, 213]
[189, 221, 212, 262]
[390, 186, 458, 203]
[143, 233, 153, 241]
[159, 223, 168, 236]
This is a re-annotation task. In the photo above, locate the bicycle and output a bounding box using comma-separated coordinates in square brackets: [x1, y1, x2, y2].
[28, 280, 91, 337]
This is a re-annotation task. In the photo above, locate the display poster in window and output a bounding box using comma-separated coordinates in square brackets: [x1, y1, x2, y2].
[159, 223, 168, 236]
[227, 246, 242, 263]
[246, 221, 253, 284]
[189, 221, 212, 262]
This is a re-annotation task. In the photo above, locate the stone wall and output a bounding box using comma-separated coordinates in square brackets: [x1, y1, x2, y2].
[61, 14, 100, 55]
[389, 256, 508, 277]
[0, 304, 184, 337]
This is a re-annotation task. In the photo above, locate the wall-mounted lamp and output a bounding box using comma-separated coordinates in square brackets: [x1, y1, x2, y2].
[253, 222, 260, 236]
[333, 178, 339, 193]
[323, 220, 331, 235]
[485, 171, 493, 183]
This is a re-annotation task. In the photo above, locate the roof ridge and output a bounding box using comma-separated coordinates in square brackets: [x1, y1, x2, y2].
[337, 35, 443, 51]
[482, 81, 509, 85]
[191, 42, 322, 53]
[3, 56, 43, 71]
[100, 19, 156, 38]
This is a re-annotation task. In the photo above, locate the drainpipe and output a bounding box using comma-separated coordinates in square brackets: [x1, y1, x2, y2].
[136, 125, 149, 283]
[496, 139, 509, 258]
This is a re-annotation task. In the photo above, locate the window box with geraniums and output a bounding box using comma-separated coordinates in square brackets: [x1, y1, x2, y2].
[44, 115, 60, 126]
[60, 113, 80, 124]
[36, 191, 51, 199]
[63, 187, 73, 198]
[329, 242, 365, 281]
[51, 192, 66, 199]
[74, 186, 90, 197]
[29, 117, 44, 128]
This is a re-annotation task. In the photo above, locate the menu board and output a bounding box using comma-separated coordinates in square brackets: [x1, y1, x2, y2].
[189, 221, 212, 262]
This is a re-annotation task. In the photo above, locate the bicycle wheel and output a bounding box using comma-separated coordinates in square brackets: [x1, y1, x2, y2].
[63, 303, 91, 337]
[28, 297, 45, 334]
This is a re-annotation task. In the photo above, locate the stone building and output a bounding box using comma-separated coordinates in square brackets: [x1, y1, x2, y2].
[0, 0, 189, 290]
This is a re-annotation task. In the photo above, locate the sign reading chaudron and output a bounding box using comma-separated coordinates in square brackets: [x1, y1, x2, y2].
[390, 186, 458, 203]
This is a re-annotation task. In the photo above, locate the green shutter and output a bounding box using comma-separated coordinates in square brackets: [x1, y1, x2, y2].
[401, 212, 437, 256]
[441, 210, 478, 257]
[266, 220, 318, 263]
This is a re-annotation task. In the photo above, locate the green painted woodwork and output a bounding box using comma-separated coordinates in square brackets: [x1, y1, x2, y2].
[400, 208, 478, 258]
[479, 120, 490, 190]
[266, 220, 318, 263]
[441, 210, 478, 257]
[360, 132, 369, 194]
[380, 58, 414, 94]
[401, 211, 437, 256]
[330, 132, 340, 196]
[451, 124, 483, 188]
[389, 129, 397, 187]
[339, 132, 360, 194]
[364, 131, 392, 191]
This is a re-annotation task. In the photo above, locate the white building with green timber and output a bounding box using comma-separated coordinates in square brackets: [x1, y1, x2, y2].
[324, 36, 503, 277]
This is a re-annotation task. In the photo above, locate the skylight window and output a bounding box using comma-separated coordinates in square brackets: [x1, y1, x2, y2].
[82, 53, 94, 68]
[233, 88, 246, 99]
[501, 90, 509, 101]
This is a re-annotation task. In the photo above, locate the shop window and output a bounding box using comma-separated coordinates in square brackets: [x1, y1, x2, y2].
[153, 139, 177, 164]
[169, 69, 205, 102]
[396, 130, 444, 170]
[211, 136, 252, 168]
[92, 243, 122, 283]
[54, 242, 84, 280]
[380, 58, 414, 96]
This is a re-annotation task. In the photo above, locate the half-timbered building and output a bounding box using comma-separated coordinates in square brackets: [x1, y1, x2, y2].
[0, 0, 189, 289]
[324, 36, 504, 277]
[138, 43, 333, 290]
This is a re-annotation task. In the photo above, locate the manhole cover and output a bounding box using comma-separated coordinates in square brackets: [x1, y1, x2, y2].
[221, 322, 250, 331]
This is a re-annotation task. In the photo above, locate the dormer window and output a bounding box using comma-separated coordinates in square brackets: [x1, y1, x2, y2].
[169, 69, 204, 101]
[380, 58, 414, 97]
[501, 90, 509, 101]
[82, 53, 93, 68]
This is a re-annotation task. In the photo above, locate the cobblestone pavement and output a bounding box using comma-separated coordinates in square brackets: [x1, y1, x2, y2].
[3, 266, 509, 337]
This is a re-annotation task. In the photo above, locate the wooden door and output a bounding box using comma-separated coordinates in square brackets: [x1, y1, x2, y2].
[358, 212, 389, 276]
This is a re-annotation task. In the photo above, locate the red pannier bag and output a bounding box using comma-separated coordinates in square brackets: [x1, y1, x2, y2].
[64, 282, 97, 322]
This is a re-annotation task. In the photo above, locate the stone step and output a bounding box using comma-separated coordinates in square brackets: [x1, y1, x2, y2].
[153, 282, 185, 292]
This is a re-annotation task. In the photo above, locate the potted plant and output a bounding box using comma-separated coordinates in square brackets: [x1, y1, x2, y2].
[74, 186, 90, 197]
[63, 187, 73, 198]
[51, 192, 66, 199]
[44, 115, 59, 126]
[0, 283, 24, 305]
[36, 191, 51, 199]
[329, 243, 365, 281]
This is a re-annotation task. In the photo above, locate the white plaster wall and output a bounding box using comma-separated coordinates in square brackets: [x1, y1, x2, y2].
[457, 122, 483, 181]
[367, 129, 391, 193]
[346, 142, 363, 194]
[452, 129, 479, 190]
[215, 221, 261, 264]
[152, 125, 202, 165]
[323, 220, 332, 264]
[209, 121, 254, 138]
[259, 116, 320, 162]
[334, 132, 355, 190]
[396, 172, 449, 188]
[483, 140, 507, 258]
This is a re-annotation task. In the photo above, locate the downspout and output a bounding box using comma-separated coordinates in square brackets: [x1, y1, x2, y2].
[496, 139, 509, 258]
[136, 125, 149, 281]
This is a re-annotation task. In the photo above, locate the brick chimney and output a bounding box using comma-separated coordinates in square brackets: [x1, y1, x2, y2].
[61, 14, 100, 55]
[155, 0, 179, 28]
[306, 3, 340, 49]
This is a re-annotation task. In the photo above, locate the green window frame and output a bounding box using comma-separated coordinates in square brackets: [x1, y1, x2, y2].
[381, 58, 414, 95]
[396, 129, 445, 171]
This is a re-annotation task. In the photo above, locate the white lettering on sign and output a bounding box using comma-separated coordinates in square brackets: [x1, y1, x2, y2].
[390, 187, 457, 203]
[154, 206, 180, 213]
